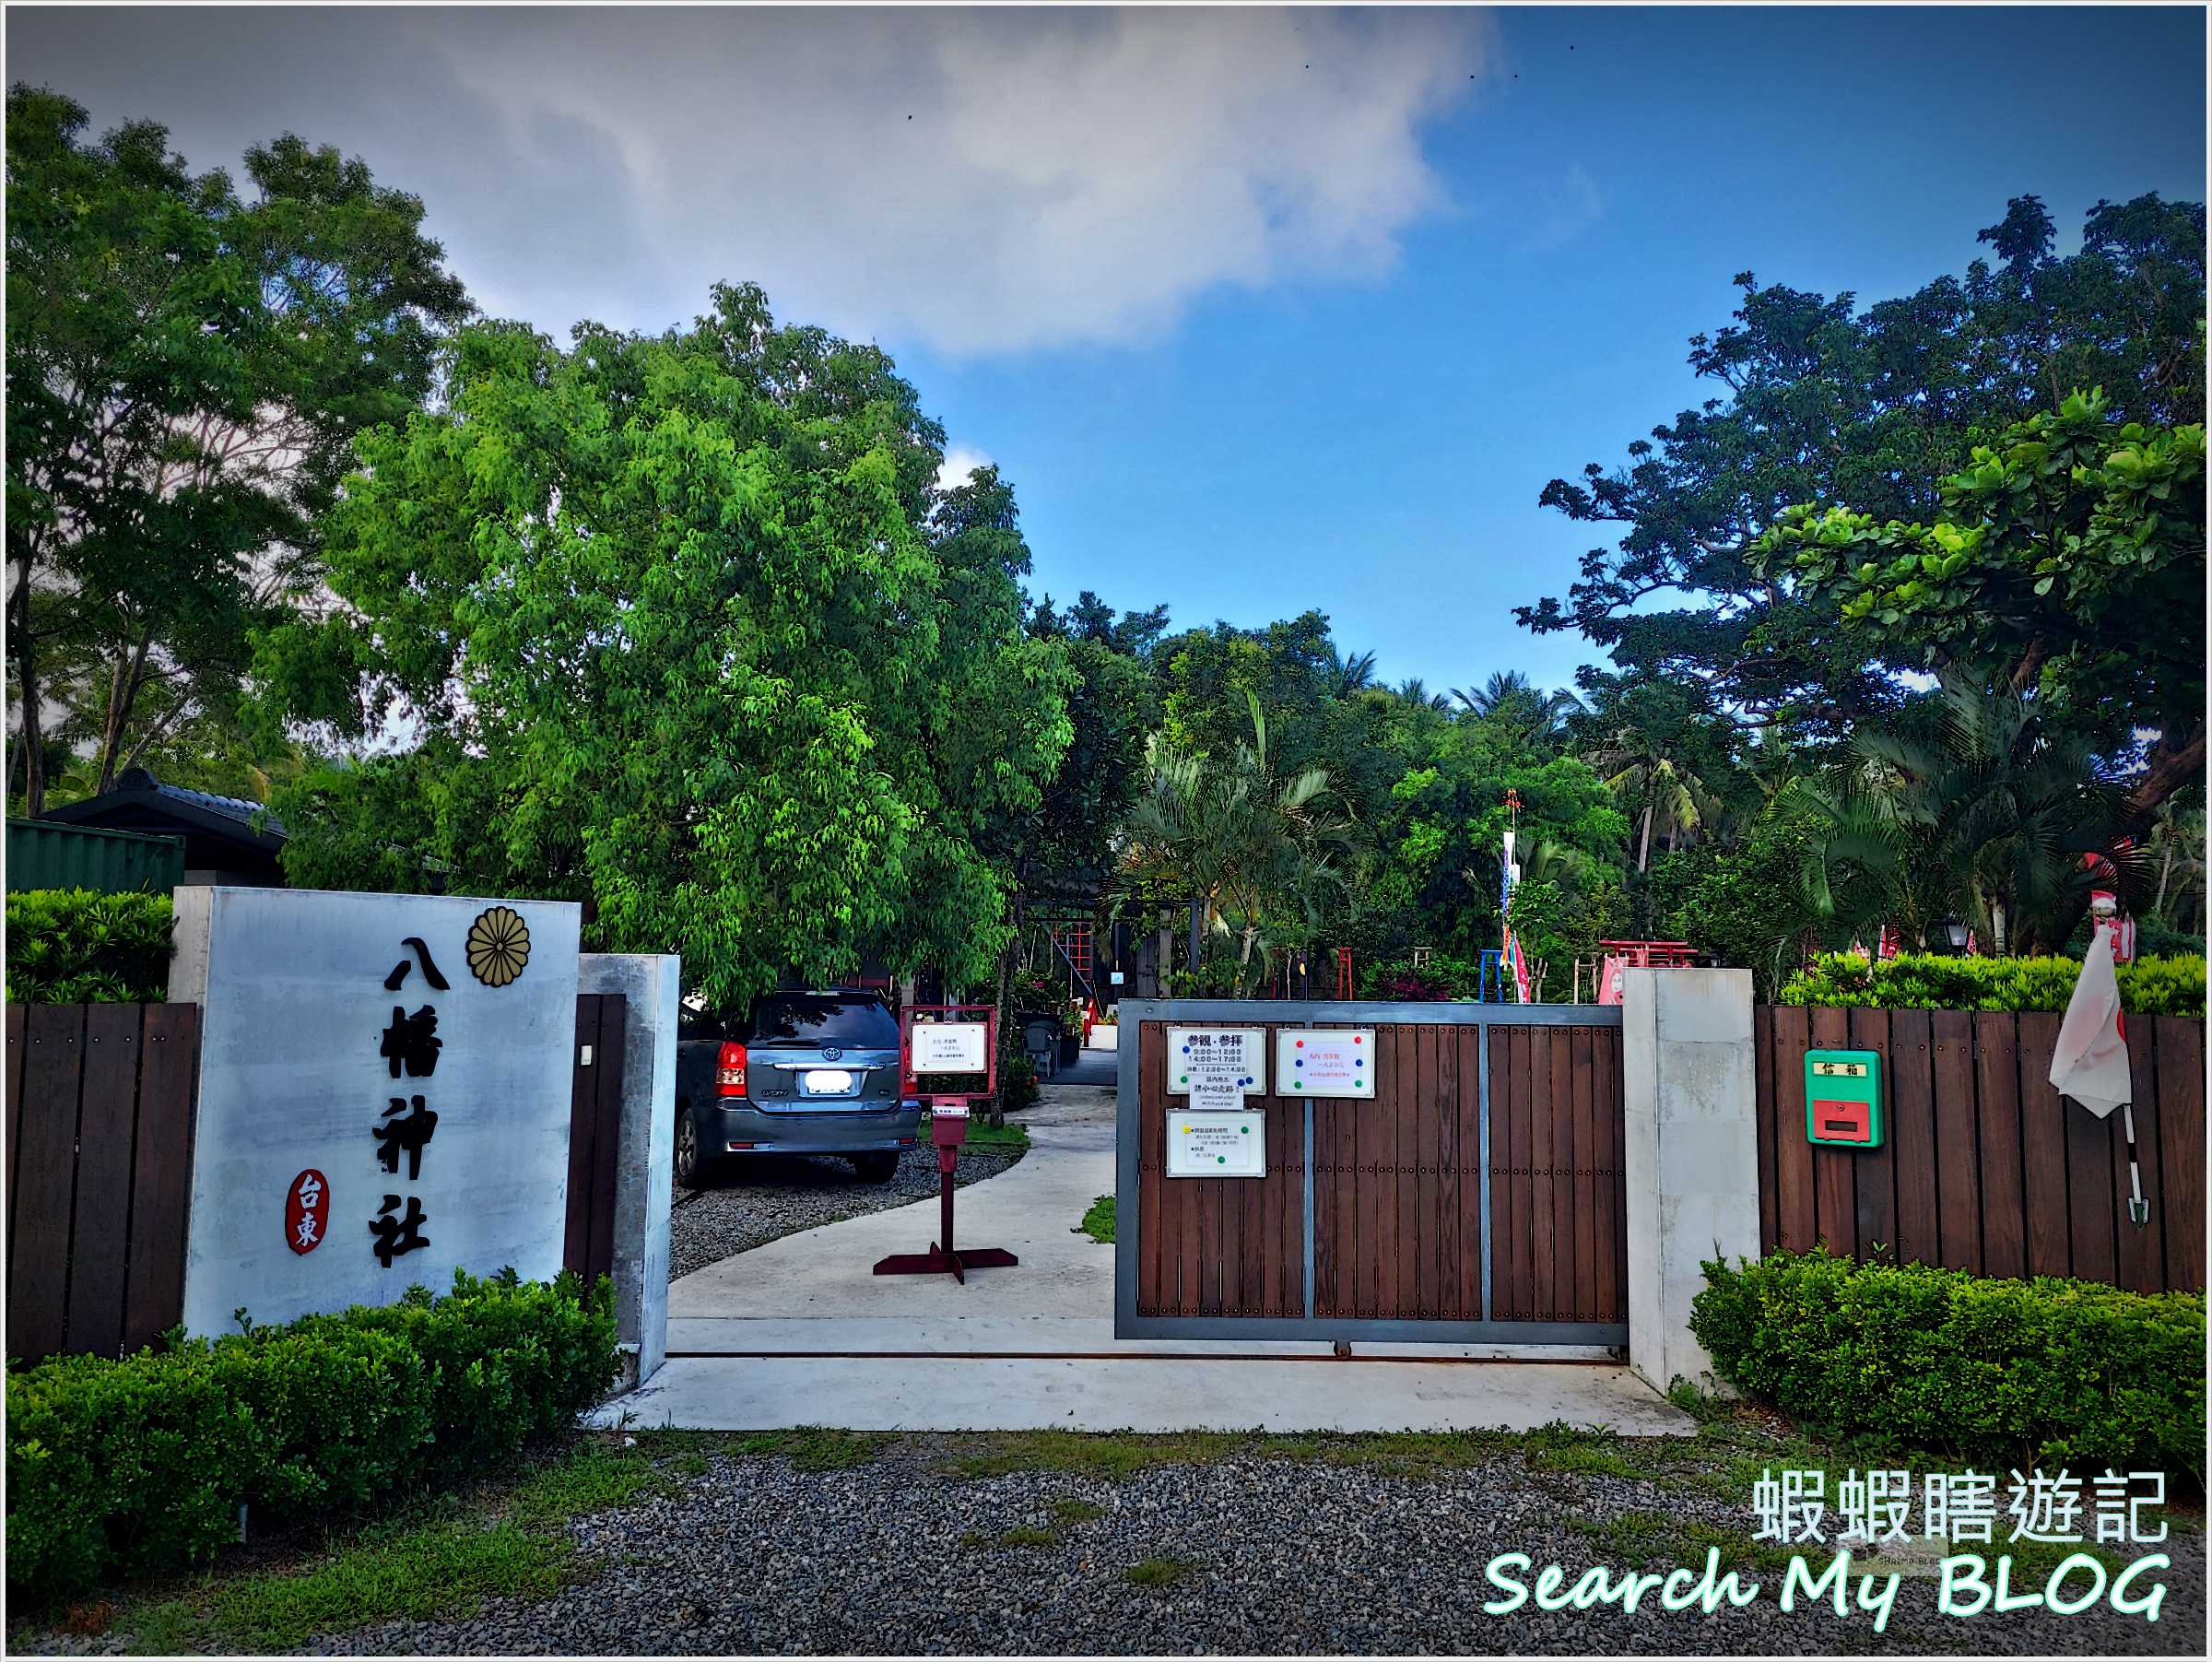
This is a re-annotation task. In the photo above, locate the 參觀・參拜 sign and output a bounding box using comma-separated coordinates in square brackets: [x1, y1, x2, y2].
[170, 888, 581, 1336]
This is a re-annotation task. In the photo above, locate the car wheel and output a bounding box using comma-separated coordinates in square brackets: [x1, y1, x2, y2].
[676, 1104, 720, 1190]
[851, 1151, 900, 1185]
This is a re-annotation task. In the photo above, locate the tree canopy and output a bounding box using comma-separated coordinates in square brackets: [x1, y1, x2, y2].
[6, 84, 469, 812]
[257, 284, 1073, 1008]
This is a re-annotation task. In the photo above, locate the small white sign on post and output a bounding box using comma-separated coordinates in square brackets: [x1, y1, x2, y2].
[1166, 1026, 1266, 1098]
[912, 1022, 990, 1073]
[1165, 1110, 1266, 1177]
[1277, 1028, 1377, 1097]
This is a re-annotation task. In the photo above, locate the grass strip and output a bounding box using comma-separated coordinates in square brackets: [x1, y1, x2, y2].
[1077, 1194, 1116, 1243]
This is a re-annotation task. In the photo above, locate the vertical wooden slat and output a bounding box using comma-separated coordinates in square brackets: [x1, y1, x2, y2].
[1594, 1025, 1625, 1322]
[1974, 1012, 2027, 1279]
[1328, 1059, 1354, 1316]
[588, 995, 627, 1284]
[2153, 1019, 2204, 1291]
[563, 996, 601, 1276]
[1460, 1026, 1485, 1318]
[2059, 1012, 2118, 1291]
[1136, 1022, 1164, 1315]
[124, 1005, 199, 1354]
[1417, 1025, 1444, 1317]
[2113, 1020, 2164, 1294]
[1570, 1026, 1596, 1322]
[65, 1005, 144, 1360]
[1849, 1007, 1895, 1262]
[1808, 1007, 1855, 1256]
[1887, 1008, 1940, 1270]
[1753, 1006, 1778, 1255]
[9, 1005, 86, 1363]
[1771, 1007, 1816, 1253]
[1531, 1026, 1561, 1318]
[1488, 1027, 1512, 1318]
[1392, 1026, 1418, 1319]
[2014, 1011, 2070, 1279]
[1197, 1160, 1222, 1314]
[1509, 1025, 1536, 1318]
[1929, 1009, 1983, 1273]
[6, 1003, 26, 1244]
[1431, 1027, 1457, 1317]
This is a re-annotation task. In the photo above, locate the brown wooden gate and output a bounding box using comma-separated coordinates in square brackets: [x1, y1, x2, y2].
[1118, 1000, 1627, 1345]
[564, 993, 627, 1285]
[1754, 1005, 2205, 1292]
[6, 1002, 201, 1364]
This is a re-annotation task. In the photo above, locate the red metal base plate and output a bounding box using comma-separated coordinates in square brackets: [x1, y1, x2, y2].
[872, 1244, 1020, 1283]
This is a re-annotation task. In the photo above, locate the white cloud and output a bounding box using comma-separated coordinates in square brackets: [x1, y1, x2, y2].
[10, 6, 1492, 356]
[421, 6, 1495, 354]
[936, 443, 994, 489]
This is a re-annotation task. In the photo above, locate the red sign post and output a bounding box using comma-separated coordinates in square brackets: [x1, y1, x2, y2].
[875, 1004, 1018, 1282]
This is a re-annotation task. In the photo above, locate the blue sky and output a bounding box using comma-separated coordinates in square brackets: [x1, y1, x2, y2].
[11, 5, 2205, 694]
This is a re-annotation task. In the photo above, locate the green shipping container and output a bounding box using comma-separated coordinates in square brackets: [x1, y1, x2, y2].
[6, 819, 187, 894]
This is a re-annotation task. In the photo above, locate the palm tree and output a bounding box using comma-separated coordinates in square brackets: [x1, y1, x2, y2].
[1452, 672, 1583, 741]
[1394, 677, 1452, 713]
[1119, 692, 1359, 992]
[1785, 672, 2123, 955]
[1326, 647, 1380, 700]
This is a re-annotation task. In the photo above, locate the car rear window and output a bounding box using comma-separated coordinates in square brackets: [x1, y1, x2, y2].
[748, 994, 900, 1049]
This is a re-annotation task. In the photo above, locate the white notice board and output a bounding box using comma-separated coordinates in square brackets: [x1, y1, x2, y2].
[1165, 1026, 1267, 1096]
[912, 1022, 990, 1072]
[1165, 1109, 1266, 1177]
[1277, 1028, 1377, 1098]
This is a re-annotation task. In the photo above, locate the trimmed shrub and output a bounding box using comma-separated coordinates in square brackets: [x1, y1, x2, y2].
[6, 1269, 617, 1602]
[1777, 949, 2206, 1018]
[4, 888, 175, 1004]
[1691, 1248, 2205, 1477]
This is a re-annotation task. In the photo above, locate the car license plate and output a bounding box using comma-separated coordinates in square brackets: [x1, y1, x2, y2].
[803, 1070, 853, 1094]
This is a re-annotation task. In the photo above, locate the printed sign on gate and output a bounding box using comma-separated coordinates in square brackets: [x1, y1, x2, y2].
[1165, 1026, 1266, 1097]
[1276, 1028, 1377, 1098]
[1165, 1110, 1266, 1177]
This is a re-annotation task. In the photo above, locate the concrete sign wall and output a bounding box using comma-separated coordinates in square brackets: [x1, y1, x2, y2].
[171, 887, 582, 1336]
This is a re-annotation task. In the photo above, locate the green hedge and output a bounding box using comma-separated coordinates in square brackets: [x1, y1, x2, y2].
[1777, 950, 2206, 1017]
[4, 888, 175, 1004]
[6, 1269, 618, 1602]
[1690, 1248, 2205, 1477]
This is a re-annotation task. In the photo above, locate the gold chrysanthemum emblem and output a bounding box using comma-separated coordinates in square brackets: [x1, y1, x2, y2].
[465, 906, 531, 987]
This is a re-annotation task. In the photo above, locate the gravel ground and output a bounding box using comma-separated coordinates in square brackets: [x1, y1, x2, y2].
[308, 1444, 2204, 1657]
[667, 1142, 1025, 1281]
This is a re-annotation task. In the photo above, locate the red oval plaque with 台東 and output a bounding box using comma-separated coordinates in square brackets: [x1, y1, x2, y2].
[286, 1169, 329, 1255]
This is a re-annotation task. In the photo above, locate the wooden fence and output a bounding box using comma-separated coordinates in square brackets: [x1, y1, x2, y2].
[6, 1003, 201, 1363]
[1755, 1005, 2205, 1293]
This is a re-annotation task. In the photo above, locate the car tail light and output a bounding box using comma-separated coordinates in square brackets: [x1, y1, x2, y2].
[716, 1042, 747, 1095]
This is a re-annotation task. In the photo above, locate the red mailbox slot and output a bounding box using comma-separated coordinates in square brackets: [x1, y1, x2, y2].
[1812, 1098, 1873, 1144]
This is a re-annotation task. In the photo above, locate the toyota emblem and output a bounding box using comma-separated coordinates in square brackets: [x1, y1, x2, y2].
[821, 1045, 843, 1062]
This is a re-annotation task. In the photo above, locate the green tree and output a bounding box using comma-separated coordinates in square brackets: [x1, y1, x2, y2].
[1753, 390, 2206, 820]
[255, 285, 1071, 1008]
[6, 86, 469, 812]
[1519, 194, 2205, 739]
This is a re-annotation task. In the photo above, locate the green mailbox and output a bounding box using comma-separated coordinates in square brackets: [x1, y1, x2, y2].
[1806, 1049, 1883, 1149]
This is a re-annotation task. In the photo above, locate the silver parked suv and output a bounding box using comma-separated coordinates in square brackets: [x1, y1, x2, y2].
[673, 989, 921, 1188]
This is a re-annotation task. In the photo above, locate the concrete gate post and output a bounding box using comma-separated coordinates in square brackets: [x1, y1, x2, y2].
[1620, 966, 1759, 1399]
[579, 953, 678, 1393]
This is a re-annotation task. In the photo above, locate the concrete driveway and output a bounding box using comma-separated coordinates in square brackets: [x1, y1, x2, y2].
[598, 1037, 1695, 1436]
